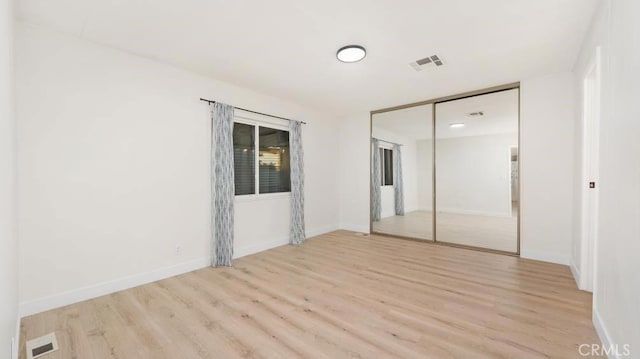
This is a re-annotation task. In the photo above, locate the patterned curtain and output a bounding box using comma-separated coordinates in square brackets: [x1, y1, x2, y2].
[393, 144, 405, 216]
[211, 103, 235, 266]
[289, 120, 306, 245]
[371, 139, 382, 221]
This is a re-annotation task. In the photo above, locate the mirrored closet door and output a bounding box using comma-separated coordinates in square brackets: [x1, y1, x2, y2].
[371, 85, 519, 254]
[434, 89, 519, 253]
[371, 104, 433, 241]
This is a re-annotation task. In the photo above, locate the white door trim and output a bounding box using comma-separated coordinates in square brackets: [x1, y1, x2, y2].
[578, 46, 601, 293]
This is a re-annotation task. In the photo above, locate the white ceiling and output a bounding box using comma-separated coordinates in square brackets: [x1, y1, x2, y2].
[373, 88, 518, 140]
[17, 0, 597, 116]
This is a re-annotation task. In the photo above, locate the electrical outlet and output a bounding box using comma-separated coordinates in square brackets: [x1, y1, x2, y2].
[175, 245, 182, 256]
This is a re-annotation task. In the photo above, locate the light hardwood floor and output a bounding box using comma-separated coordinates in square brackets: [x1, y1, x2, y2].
[373, 210, 518, 252]
[373, 210, 434, 240]
[20, 231, 601, 358]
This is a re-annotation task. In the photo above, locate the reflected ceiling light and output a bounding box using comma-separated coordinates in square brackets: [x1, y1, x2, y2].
[336, 45, 366, 63]
[449, 123, 465, 128]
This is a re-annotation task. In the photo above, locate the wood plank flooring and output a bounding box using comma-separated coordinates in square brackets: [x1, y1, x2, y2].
[20, 231, 601, 358]
[373, 210, 518, 252]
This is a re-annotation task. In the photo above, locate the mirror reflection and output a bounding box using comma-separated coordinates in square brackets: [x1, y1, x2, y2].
[434, 89, 519, 252]
[371, 104, 433, 240]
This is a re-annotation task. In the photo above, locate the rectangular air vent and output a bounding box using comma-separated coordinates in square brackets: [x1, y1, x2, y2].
[26, 333, 59, 359]
[410, 54, 445, 71]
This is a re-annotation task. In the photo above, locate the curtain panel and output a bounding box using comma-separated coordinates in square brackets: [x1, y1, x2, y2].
[393, 144, 405, 216]
[211, 103, 235, 266]
[371, 139, 382, 221]
[289, 120, 306, 245]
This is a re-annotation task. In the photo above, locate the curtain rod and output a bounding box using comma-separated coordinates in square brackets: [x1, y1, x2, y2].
[200, 98, 307, 125]
[372, 137, 403, 146]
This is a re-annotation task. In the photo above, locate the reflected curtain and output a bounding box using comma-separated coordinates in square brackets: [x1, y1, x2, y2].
[289, 120, 306, 245]
[371, 139, 382, 221]
[211, 102, 235, 267]
[393, 144, 405, 216]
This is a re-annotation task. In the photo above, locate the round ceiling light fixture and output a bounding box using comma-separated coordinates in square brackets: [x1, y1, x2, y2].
[449, 123, 465, 128]
[336, 45, 366, 63]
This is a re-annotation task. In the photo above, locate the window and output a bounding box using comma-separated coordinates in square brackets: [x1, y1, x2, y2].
[380, 148, 393, 186]
[233, 122, 255, 195]
[233, 121, 291, 196]
[259, 127, 290, 193]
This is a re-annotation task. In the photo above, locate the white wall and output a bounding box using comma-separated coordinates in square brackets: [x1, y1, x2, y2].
[379, 186, 394, 218]
[435, 133, 517, 217]
[16, 22, 340, 316]
[338, 113, 370, 233]
[0, 1, 18, 357]
[339, 72, 576, 265]
[519, 72, 576, 265]
[574, 0, 640, 354]
[416, 139, 433, 211]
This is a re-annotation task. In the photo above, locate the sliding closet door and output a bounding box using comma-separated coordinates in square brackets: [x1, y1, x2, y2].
[434, 89, 519, 253]
[371, 104, 433, 241]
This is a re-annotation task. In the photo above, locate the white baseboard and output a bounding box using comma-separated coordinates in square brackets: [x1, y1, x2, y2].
[520, 249, 570, 265]
[403, 206, 418, 214]
[306, 225, 339, 239]
[570, 260, 582, 289]
[19, 225, 341, 318]
[381, 206, 420, 219]
[593, 307, 620, 359]
[339, 223, 370, 234]
[234, 225, 340, 258]
[12, 317, 19, 359]
[19, 256, 211, 317]
[381, 211, 395, 219]
[234, 238, 290, 259]
[437, 207, 513, 218]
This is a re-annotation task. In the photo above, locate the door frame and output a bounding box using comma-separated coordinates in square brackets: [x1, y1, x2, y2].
[578, 46, 601, 292]
[369, 82, 521, 257]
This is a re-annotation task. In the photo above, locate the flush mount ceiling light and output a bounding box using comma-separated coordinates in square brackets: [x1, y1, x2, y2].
[449, 123, 465, 128]
[336, 45, 366, 63]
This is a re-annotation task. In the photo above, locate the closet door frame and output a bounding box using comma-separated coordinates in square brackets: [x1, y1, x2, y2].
[370, 82, 521, 257]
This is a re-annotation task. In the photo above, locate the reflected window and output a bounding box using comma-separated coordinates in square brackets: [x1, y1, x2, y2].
[380, 148, 394, 186]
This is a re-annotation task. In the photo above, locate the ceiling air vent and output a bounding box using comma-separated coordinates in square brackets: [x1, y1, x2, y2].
[26, 333, 59, 359]
[410, 54, 445, 71]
